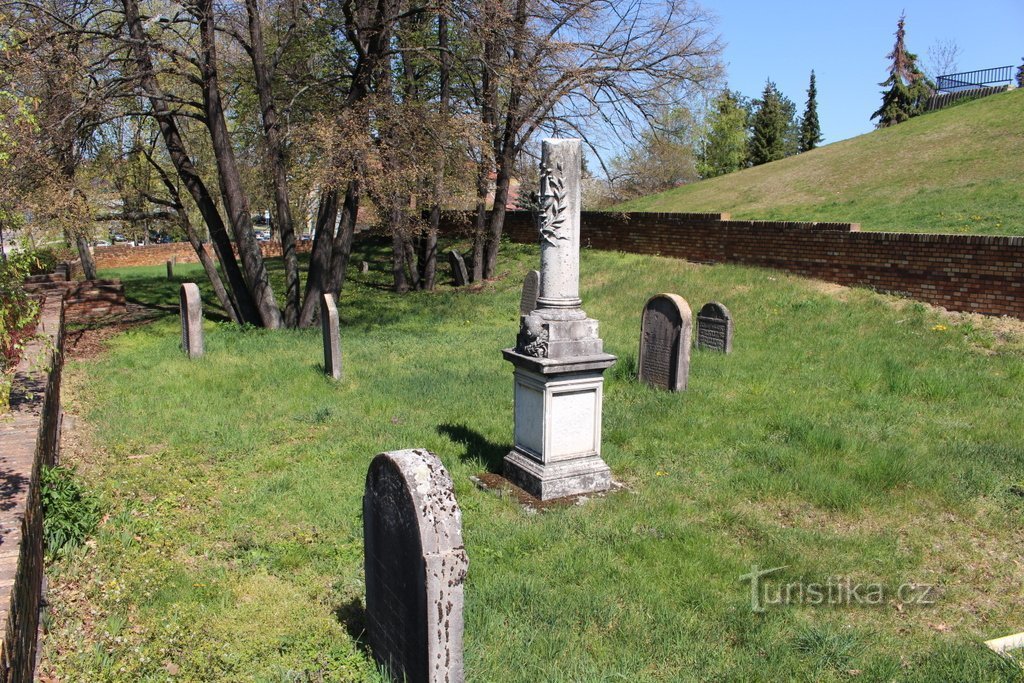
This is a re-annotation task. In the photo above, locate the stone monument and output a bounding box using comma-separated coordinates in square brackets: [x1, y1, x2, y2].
[502, 138, 616, 500]
[364, 448, 468, 683]
[519, 270, 540, 317]
[448, 250, 468, 286]
[321, 292, 341, 380]
[179, 282, 203, 358]
[696, 301, 733, 353]
[166, 260, 174, 279]
[638, 294, 691, 392]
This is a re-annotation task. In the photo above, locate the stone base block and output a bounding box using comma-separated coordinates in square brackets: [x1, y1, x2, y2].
[503, 449, 611, 500]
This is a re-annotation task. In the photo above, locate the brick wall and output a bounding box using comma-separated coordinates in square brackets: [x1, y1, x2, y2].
[0, 296, 65, 682]
[448, 211, 1024, 318]
[93, 241, 313, 270]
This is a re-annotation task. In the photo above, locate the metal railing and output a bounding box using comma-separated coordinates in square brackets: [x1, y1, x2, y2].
[935, 66, 1014, 92]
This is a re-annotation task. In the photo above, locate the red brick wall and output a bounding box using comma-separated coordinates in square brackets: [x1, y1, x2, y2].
[452, 211, 1024, 318]
[93, 242, 312, 270]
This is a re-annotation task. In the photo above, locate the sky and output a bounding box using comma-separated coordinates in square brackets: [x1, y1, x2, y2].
[709, 0, 1023, 144]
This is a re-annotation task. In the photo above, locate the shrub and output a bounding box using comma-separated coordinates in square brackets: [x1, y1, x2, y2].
[41, 465, 101, 560]
[0, 251, 42, 410]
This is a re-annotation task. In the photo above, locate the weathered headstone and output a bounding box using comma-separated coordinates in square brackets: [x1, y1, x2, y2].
[179, 282, 203, 358]
[360, 260, 370, 274]
[503, 139, 616, 500]
[448, 250, 468, 287]
[166, 260, 174, 279]
[638, 294, 691, 392]
[364, 449, 468, 683]
[696, 301, 733, 353]
[519, 270, 540, 316]
[321, 292, 341, 380]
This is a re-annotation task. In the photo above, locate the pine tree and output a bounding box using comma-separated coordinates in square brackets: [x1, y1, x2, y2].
[748, 80, 797, 166]
[1016, 58, 1024, 88]
[698, 90, 750, 178]
[871, 13, 933, 127]
[798, 70, 822, 152]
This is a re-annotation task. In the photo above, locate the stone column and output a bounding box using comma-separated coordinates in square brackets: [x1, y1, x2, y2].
[179, 283, 203, 358]
[321, 292, 341, 380]
[503, 138, 616, 500]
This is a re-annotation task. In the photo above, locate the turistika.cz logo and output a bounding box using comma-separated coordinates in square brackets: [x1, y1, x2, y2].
[739, 565, 938, 612]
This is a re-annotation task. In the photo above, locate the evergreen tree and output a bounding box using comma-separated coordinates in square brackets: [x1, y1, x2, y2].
[748, 80, 797, 166]
[798, 70, 822, 152]
[1016, 58, 1024, 88]
[698, 89, 750, 178]
[871, 13, 933, 127]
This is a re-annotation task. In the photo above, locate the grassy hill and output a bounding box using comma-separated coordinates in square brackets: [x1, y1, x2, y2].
[615, 89, 1024, 236]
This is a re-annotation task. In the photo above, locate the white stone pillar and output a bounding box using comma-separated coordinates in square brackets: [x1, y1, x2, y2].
[536, 139, 582, 311]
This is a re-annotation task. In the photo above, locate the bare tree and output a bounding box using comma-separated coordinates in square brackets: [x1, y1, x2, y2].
[925, 38, 962, 82]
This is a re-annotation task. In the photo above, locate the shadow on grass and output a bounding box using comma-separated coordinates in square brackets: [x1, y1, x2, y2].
[437, 423, 509, 473]
[334, 597, 370, 655]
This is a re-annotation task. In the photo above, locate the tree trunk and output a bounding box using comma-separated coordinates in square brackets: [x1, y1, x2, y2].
[483, 147, 515, 279]
[325, 179, 358, 299]
[245, 0, 300, 327]
[298, 188, 339, 327]
[73, 232, 97, 280]
[197, 0, 282, 329]
[121, 0, 260, 325]
[471, 158, 490, 282]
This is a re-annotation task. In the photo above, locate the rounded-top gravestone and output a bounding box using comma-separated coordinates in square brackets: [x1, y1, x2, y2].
[364, 449, 468, 683]
[696, 301, 733, 353]
[638, 293, 691, 392]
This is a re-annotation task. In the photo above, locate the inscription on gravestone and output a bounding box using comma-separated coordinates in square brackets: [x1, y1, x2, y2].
[638, 294, 691, 392]
[448, 250, 468, 287]
[320, 292, 341, 380]
[364, 449, 468, 683]
[519, 270, 540, 316]
[696, 301, 733, 353]
[179, 282, 204, 359]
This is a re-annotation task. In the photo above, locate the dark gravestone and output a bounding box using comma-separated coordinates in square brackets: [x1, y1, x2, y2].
[321, 292, 341, 380]
[638, 293, 691, 392]
[448, 250, 469, 287]
[364, 449, 468, 683]
[696, 301, 733, 353]
[166, 260, 174, 279]
[519, 270, 540, 316]
[179, 283, 204, 358]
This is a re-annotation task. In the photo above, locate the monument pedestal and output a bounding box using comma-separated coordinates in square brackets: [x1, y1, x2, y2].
[502, 349, 616, 500]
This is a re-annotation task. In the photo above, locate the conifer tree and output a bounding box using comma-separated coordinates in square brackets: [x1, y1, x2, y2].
[748, 80, 797, 166]
[798, 70, 822, 152]
[698, 89, 750, 177]
[871, 14, 933, 127]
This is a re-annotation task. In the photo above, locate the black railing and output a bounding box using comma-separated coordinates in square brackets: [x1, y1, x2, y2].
[935, 66, 1014, 92]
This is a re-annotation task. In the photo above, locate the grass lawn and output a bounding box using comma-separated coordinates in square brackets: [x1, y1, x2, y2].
[613, 89, 1024, 237]
[40, 241, 1024, 681]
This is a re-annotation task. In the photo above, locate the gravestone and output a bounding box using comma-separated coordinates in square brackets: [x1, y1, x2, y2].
[638, 294, 691, 392]
[321, 293, 341, 380]
[360, 261, 370, 274]
[503, 139, 616, 500]
[179, 282, 203, 358]
[519, 270, 540, 316]
[364, 448, 468, 683]
[166, 260, 174, 279]
[448, 250, 468, 287]
[696, 301, 733, 353]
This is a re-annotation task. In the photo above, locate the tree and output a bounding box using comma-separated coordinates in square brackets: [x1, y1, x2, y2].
[798, 70, 822, 152]
[610, 107, 700, 200]
[1016, 58, 1024, 88]
[698, 89, 749, 178]
[871, 13, 933, 128]
[924, 39, 961, 81]
[748, 80, 797, 166]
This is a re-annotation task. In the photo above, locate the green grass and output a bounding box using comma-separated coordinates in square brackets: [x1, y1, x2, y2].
[41, 244, 1024, 681]
[614, 88, 1024, 236]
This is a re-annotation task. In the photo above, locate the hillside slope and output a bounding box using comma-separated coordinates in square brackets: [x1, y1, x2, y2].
[615, 89, 1024, 236]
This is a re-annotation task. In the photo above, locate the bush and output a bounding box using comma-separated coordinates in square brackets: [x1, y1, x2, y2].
[0, 251, 42, 410]
[41, 465, 102, 560]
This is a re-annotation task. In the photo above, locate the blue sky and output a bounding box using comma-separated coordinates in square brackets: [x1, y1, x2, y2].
[710, 0, 1023, 144]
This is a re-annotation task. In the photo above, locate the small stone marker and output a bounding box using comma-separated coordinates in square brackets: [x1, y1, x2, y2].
[166, 260, 174, 279]
[360, 260, 370, 274]
[448, 250, 468, 287]
[519, 270, 540, 316]
[638, 293, 691, 392]
[696, 301, 733, 353]
[179, 282, 203, 358]
[320, 292, 341, 380]
[364, 448, 468, 683]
